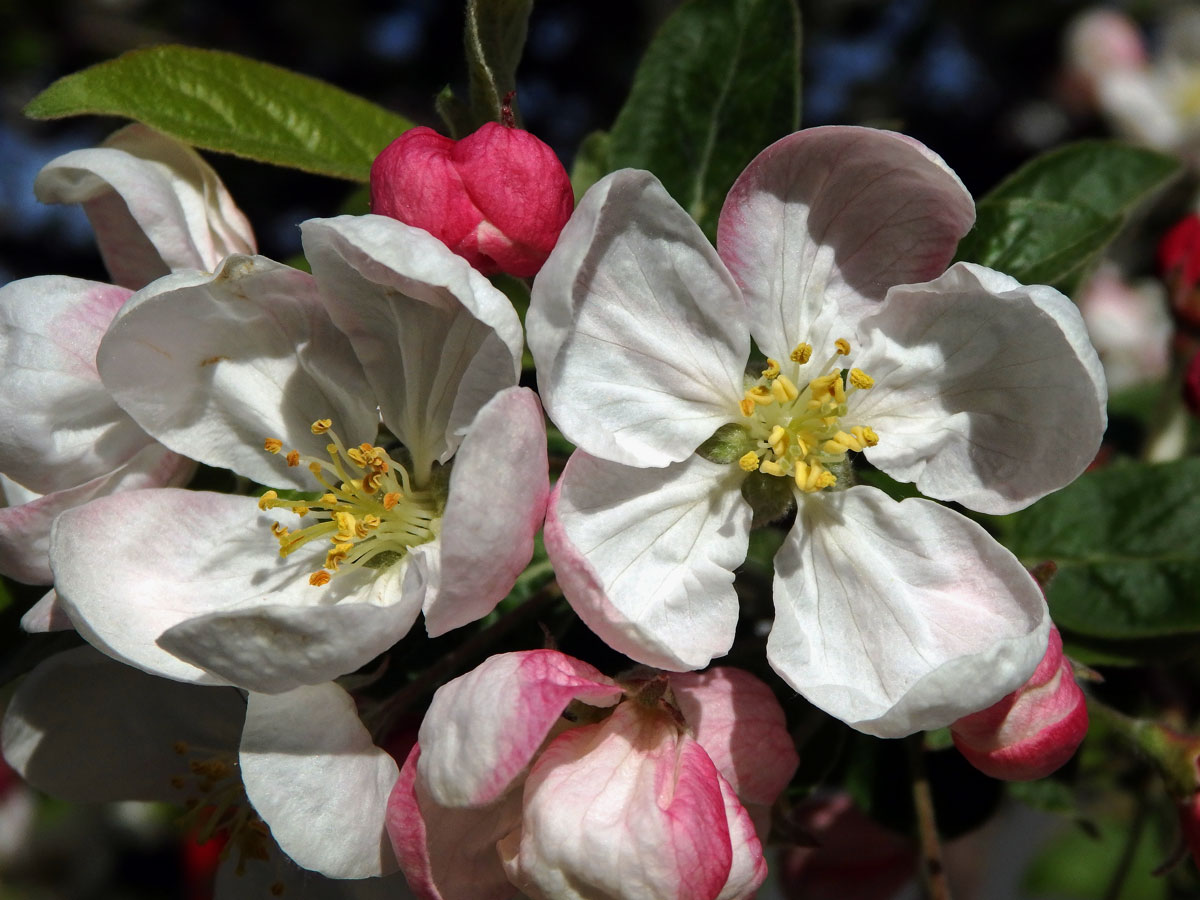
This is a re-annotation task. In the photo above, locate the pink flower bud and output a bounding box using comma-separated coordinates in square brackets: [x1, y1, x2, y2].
[370, 123, 574, 278]
[950, 626, 1088, 781]
[1160, 214, 1200, 334]
[1065, 9, 1148, 83]
[1180, 789, 1200, 871]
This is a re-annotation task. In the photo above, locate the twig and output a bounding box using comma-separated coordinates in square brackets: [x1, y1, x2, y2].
[907, 734, 952, 900]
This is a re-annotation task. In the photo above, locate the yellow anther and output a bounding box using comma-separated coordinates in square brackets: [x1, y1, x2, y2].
[761, 358, 781, 379]
[257, 490, 278, 511]
[760, 459, 786, 477]
[745, 385, 774, 406]
[264, 438, 283, 454]
[363, 471, 382, 493]
[790, 342, 813, 364]
[793, 460, 810, 488]
[362, 514, 381, 530]
[321, 493, 338, 504]
[775, 374, 799, 402]
[768, 426, 789, 456]
[333, 511, 357, 542]
[324, 543, 353, 571]
[809, 374, 839, 398]
[383, 492, 402, 510]
[848, 368, 874, 390]
[853, 425, 879, 447]
[309, 571, 331, 586]
[270, 522, 289, 539]
[292, 505, 309, 517]
[815, 471, 837, 489]
[738, 451, 761, 472]
[834, 338, 851, 355]
[770, 379, 791, 403]
[311, 419, 332, 434]
[286, 450, 300, 467]
[173, 741, 189, 755]
[831, 378, 846, 404]
[309, 462, 322, 476]
[739, 398, 756, 417]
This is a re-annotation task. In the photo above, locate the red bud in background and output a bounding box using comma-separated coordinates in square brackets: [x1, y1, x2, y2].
[1160, 213, 1200, 333]
[950, 626, 1088, 781]
[370, 122, 574, 278]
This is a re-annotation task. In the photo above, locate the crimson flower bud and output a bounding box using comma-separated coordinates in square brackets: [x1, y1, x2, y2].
[1160, 213, 1200, 333]
[950, 626, 1088, 781]
[370, 122, 574, 278]
[1181, 788, 1200, 871]
[1185, 349, 1200, 417]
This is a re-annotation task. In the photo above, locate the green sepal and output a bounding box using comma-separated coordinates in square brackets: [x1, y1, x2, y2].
[741, 471, 795, 529]
[694, 423, 756, 464]
[464, 0, 533, 126]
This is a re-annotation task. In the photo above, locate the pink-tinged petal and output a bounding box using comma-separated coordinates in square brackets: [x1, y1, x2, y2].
[669, 667, 798, 807]
[20, 590, 70, 633]
[34, 123, 254, 289]
[0, 444, 193, 585]
[97, 255, 377, 490]
[301, 215, 522, 479]
[52, 488, 410, 688]
[713, 774, 767, 900]
[717, 126, 975, 361]
[1, 647, 243, 802]
[241, 684, 399, 878]
[951, 627, 1089, 781]
[501, 701, 733, 900]
[158, 560, 420, 694]
[418, 650, 622, 808]
[546, 452, 749, 671]
[388, 744, 519, 900]
[423, 388, 549, 636]
[768, 487, 1050, 738]
[853, 262, 1107, 515]
[0, 275, 146, 493]
[528, 169, 748, 468]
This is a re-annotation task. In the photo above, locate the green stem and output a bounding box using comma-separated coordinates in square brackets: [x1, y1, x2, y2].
[907, 735, 952, 900]
[1101, 791, 1149, 900]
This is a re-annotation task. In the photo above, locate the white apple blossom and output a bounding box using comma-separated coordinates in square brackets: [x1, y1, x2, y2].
[2, 646, 409, 893]
[528, 126, 1107, 738]
[388, 650, 797, 900]
[0, 123, 256, 593]
[49, 214, 549, 694]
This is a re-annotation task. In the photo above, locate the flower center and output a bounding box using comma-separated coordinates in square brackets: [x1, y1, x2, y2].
[735, 338, 878, 492]
[258, 419, 440, 586]
[169, 740, 274, 880]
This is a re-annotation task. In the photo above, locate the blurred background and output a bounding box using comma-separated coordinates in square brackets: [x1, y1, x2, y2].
[2, 1, 1199, 898]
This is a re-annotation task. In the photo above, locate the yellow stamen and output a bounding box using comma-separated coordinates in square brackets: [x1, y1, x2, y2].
[760, 459, 785, 477]
[775, 374, 799, 402]
[853, 425, 879, 447]
[286, 450, 300, 467]
[311, 419, 332, 434]
[258, 491, 278, 511]
[270, 522, 289, 539]
[768, 425, 789, 456]
[790, 342, 813, 364]
[745, 385, 774, 406]
[739, 398, 756, 417]
[309, 571, 331, 586]
[834, 338, 851, 355]
[848, 368, 874, 390]
[761, 358, 781, 379]
[738, 451, 760, 472]
[383, 492, 402, 510]
[264, 438, 283, 454]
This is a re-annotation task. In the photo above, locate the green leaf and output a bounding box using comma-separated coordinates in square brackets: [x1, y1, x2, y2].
[1003, 459, 1200, 640]
[24, 45, 413, 182]
[608, 0, 801, 239]
[570, 130, 611, 203]
[465, 0, 533, 126]
[1022, 815, 1168, 900]
[955, 142, 1180, 295]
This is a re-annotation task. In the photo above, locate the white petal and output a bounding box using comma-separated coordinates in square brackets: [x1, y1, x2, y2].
[52, 488, 407, 687]
[0, 444, 192, 585]
[417, 651, 621, 809]
[717, 127, 975, 360]
[0, 275, 148, 493]
[34, 123, 254, 289]
[159, 572, 420, 694]
[528, 169, 748, 468]
[768, 486, 1049, 738]
[853, 262, 1108, 514]
[1, 646, 243, 802]
[301, 215, 522, 479]
[423, 388, 549, 636]
[97, 255, 378, 490]
[20, 589, 70, 633]
[241, 684, 398, 878]
[546, 452, 749, 671]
